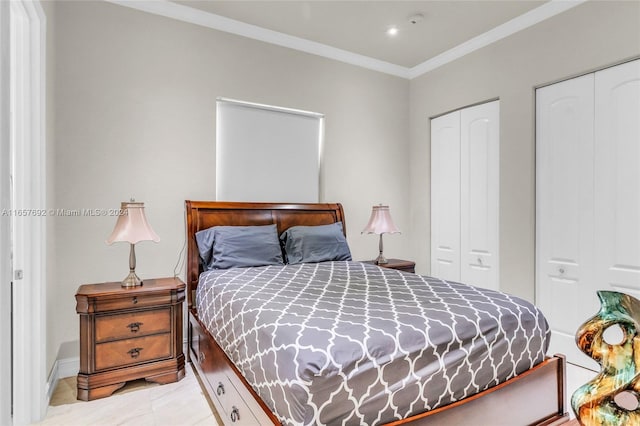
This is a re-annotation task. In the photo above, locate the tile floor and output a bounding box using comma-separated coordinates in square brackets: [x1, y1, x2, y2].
[35, 360, 596, 425]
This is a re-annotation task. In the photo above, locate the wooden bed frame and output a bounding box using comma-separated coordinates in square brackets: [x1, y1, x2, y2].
[185, 200, 569, 425]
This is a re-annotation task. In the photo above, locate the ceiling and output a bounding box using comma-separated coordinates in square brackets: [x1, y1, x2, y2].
[176, 1, 547, 68]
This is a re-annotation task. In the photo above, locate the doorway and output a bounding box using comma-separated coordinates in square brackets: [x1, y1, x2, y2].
[1, 0, 48, 424]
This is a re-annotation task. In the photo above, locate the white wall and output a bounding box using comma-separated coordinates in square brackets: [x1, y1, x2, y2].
[46, 0, 410, 371]
[409, 0, 640, 301]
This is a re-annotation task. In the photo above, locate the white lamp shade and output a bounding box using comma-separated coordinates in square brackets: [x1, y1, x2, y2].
[106, 201, 160, 245]
[362, 205, 400, 235]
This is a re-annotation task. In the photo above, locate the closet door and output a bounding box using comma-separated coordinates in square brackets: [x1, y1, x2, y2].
[460, 101, 499, 290]
[431, 111, 461, 282]
[594, 60, 640, 299]
[536, 74, 597, 369]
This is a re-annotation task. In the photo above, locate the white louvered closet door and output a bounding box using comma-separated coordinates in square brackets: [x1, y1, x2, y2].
[536, 73, 598, 369]
[430, 100, 499, 290]
[431, 111, 461, 282]
[460, 101, 500, 290]
[536, 59, 640, 369]
[594, 60, 640, 301]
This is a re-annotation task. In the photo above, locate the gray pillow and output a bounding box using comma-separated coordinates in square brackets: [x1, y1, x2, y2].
[280, 222, 352, 264]
[195, 224, 284, 270]
[195, 227, 216, 269]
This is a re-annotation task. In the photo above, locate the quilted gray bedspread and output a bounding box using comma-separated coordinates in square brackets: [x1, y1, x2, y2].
[196, 261, 550, 425]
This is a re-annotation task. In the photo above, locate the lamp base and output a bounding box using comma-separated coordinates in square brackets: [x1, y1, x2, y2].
[375, 254, 389, 265]
[374, 234, 389, 265]
[121, 271, 143, 288]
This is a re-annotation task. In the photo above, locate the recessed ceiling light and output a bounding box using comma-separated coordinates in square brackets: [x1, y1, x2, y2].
[386, 26, 399, 36]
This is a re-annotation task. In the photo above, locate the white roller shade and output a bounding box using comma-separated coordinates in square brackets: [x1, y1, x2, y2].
[216, 98, 323, 203]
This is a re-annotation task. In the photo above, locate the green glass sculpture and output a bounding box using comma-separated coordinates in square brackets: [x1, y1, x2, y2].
[572, 291, 640, 425]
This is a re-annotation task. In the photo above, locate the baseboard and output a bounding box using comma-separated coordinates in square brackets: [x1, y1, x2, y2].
[57, 356, 80, 379]
[45, 356, 79, 404]
[45, 361, 59, 404]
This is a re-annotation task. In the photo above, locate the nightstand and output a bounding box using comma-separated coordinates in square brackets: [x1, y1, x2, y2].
[362, 258, 416, 273]
[75, 277, 186, 401]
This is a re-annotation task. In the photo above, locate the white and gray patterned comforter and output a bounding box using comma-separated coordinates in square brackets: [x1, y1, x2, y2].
[196, 261, 550, 425]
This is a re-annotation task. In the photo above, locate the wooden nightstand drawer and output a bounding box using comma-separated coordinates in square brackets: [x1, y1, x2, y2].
[95, 308, 171, 342]
[95, 333, 171, 371]
[94, 293, 172, 312]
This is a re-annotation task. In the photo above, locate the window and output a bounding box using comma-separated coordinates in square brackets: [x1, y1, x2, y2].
[216, 98, 323, 203]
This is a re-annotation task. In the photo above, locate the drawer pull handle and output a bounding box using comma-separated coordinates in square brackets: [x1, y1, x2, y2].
[127, 322, 143, 333]
[217, 382, 225, 396]
[230, 406, 240, 422]
[200, 352, 205, 362]
[127, 347, 143, 358]
[132, 296, 138, 304]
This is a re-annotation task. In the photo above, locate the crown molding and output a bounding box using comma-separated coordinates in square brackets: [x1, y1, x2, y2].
[408, 0, 588, 79]
[106, 0, 587, 81]
[105, 0, 411, 79]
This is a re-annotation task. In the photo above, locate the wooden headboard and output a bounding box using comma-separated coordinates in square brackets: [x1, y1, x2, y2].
[185, 201, 346, 308]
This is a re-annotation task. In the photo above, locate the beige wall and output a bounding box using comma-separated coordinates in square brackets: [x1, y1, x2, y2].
[46, 1, 410, 370]
[409, 1, 640, 300]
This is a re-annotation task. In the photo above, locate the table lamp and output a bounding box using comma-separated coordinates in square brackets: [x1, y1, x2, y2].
[362, 204, 400, 265]
[106, 200, 160, 287]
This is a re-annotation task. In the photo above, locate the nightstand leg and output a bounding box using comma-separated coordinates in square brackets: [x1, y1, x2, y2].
[77, 376, 126, 401]
[146, 367, 186, 385]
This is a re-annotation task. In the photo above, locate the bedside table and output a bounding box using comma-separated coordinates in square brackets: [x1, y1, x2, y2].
[75, 277, 186, 401]
[362, 258, 416, 273]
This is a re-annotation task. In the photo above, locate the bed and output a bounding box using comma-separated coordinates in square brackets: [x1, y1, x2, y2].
[185, 200, 568, 425]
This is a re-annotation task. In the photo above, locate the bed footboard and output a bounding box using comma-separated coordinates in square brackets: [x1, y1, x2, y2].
[385, 355, 569, 426]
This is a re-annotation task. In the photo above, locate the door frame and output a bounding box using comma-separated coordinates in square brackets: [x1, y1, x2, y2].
[0, 0, 13, 423]
[9, 0, 47, 423]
